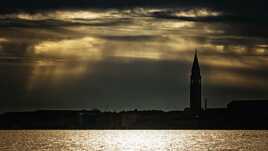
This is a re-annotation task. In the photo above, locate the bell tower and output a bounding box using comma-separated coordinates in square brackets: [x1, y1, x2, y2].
[190, 50, 202, 115]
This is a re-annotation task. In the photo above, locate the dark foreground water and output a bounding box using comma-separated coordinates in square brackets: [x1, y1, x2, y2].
[0, 130, 267, 150]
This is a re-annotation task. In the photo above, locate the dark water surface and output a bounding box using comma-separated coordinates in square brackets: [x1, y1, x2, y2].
[0, 130, 267, 150]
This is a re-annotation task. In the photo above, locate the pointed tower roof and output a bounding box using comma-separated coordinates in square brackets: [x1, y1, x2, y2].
[191, 50, 200, 76]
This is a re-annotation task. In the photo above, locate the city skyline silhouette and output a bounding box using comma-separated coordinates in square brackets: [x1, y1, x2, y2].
[0, 52, 267, 129]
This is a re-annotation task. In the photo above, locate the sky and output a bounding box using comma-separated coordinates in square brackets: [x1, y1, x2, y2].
[0, 0, 268, 112]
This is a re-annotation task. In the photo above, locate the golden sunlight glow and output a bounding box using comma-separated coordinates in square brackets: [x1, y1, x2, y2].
[158, 21, 194, 29]
[27, 60, 89, 90]
[215, 45, 224, 52]
[55, 10, 120, 20]
[169, 38, 199, 52]
[257, 44, 268, 48]
[16, 13, 47, 20]
[0, 38, 8, 50]
[201, 56, 250, 68]
[256, 48, 265, 54]
[175, 9, 221, 17]
[0, 38, 8, 43]
[7, 8, 221, 22]
[34, 37, 104, 60]
[256, 45, 267, 54]
[208, 71, 266, 88]
[12, 10, 121, 21]
[113, 50, 162, 60]
[230, 45, 247, 54]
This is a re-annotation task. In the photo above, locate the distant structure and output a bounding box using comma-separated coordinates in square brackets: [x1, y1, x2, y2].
[204, 98, 208, 111]
[190, 50, 202, 115]
[228, 100, 268, 113]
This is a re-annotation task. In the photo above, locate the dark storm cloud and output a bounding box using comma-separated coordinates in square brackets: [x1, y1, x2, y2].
[0, 0, 266, 10]
[0, 0, 267, 18]
[0, 0, 209, 11]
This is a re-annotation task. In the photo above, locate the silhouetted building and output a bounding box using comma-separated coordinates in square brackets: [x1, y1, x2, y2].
[228, 100, 268, 115]
[190, 50, 202, 115]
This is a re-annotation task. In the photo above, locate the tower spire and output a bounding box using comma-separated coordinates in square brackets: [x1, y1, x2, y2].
[190, 49, 202, 116]
[194, 49, 198, 63]
[192, 49, 200, 77]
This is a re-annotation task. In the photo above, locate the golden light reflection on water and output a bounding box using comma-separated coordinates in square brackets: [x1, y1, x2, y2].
[0, 130, 267, 151]
[100, 130, 172, 150]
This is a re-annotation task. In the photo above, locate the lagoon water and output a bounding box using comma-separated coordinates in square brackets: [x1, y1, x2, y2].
[0, 130, 267, 151]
